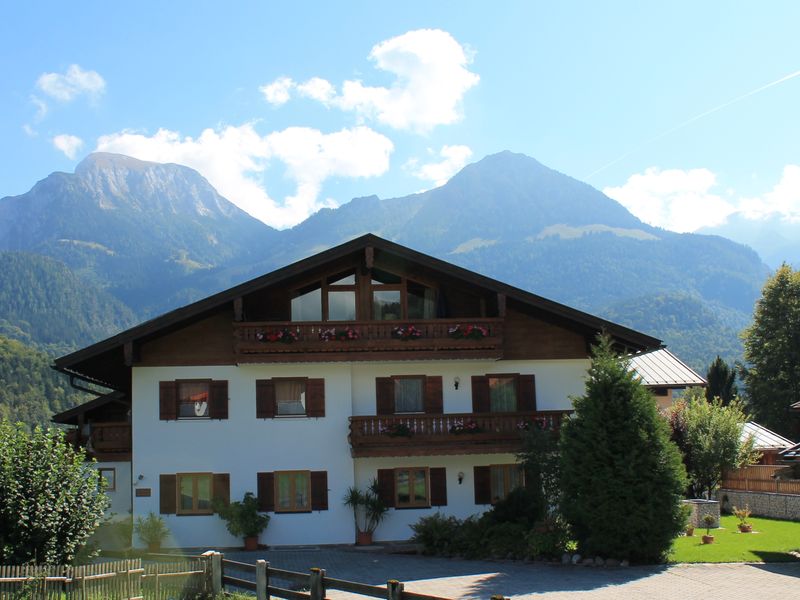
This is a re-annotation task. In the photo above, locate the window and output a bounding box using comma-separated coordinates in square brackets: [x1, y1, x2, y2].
[488, 376, 517, 412]
[407, 281, 435, 319]
[395, 467, 429, 508]
[275, 379, 307, 415]
[275, 471, 311, 512]
[394, 376, 425, 413]
[178, 381, 210, 419]
[291, 285, 322, 321]
[177, 473, 213, 515]
[98, 468, 116, 492]
[490, 464, 523, 503]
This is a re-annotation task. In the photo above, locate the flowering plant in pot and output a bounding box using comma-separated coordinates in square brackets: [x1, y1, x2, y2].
[733, 504, 752, 533]
[447, 324, 489, 340]
[319, 327, 359, 342]
[391, 325, 422, 341]
[449, 418, 484, 435]
[701, 513, 716, 544]
[256, 328, 299, 343]
[380, 422, 413, 438]
[343, 479, 388, 545]
[214, 492, 270, 550]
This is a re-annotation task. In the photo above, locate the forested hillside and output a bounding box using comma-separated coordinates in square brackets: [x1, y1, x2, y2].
[0, 335, 87, 425]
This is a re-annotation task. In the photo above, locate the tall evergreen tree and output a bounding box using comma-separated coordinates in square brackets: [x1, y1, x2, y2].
[560, 335, 687, 563]
[742, 264, 800, 436]
[705, 356, 738, 405]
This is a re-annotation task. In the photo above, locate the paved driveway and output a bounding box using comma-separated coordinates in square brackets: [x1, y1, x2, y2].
[220, 547, 800, 599]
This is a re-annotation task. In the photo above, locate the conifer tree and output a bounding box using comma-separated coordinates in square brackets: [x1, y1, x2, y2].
[705, 356, 738, 405]
[560, 335, 687, 563]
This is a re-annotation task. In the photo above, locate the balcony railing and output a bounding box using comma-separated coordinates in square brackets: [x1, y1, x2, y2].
[349, 411, 570, 457]
[234, 318, 503, 361]
[65, 422, 131, 460]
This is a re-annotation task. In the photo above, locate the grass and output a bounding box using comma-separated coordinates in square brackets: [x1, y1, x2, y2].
[670, 515, 800, 563]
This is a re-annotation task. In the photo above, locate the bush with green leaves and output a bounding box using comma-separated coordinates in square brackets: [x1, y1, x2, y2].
[668, 388, 759, 499]
[213, 491, 269, 539]
[560, 335, 687, 563]
[0, 420, 109, 564]
[525, 514, 573, 558]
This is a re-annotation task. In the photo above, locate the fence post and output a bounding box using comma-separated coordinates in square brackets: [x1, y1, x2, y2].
[387, 579, 403, 600]
[201, 550, 223, 596]
[309, 567, 325, 600]
[256, 560, 268, 600]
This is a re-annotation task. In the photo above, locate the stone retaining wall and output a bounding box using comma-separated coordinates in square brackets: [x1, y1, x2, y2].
[682, 499, 719, 528]
[718, 489, 800, 521]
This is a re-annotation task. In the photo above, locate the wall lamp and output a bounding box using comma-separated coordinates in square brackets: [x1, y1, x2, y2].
[454, 376, 461, 390]
[458, 471, 465, 485]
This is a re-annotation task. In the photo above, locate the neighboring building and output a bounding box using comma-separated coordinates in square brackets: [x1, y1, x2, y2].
[53, 234, 664, 548]
[740, 422, 795, 465]
[627, 348, 706, 410]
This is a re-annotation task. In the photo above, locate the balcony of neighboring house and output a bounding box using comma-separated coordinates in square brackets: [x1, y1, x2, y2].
[53, 391, 132, 462]
[348, 410, 571, 458]
[234, 318, 504, 362]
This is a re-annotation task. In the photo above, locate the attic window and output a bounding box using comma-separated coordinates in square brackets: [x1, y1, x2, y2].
[291, 284, 322, 321]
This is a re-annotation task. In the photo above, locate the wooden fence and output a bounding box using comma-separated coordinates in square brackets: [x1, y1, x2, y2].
[722, 465, 800, 495]
[0, 557, 208, 600]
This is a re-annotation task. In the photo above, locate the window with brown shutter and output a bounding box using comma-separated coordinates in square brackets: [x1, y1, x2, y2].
[159, 474, 177, 514]
[176, 473, 214, 515]
[310, 471, 328, 510]
[212, 473, 230, 509]
[274, 470, 312, 512]
[473, 465, 491, 504]
[430, 467, 447, 506]
[306, 379, 325, 417]
[377, 469, 395, 507]
[159, 382, 177, 420]
[377, 375, 443, 415]
[209, 381, 229, 419]
[257, 472, 275, 512]
[375, 378, 394, 415]
[471, 376, 490, 413]
[394, 467, 429, 508]
[518, 375, 537, 412]
[256, 380, 275, 418]
[424, 376, 443, 414]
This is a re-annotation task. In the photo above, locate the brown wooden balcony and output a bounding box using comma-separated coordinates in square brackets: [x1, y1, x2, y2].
[65, 422, 131, 461]
[234, 318, 504, 363]
[348, 411, 570, 457]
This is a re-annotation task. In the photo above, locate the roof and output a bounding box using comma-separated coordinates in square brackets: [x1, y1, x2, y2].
[780, 442, 800, 460]
[628, 348, 706, 387]
[741, 422, 795, 451]
[791, 400, 800, 411]
[51, 391, 128, 425]
[54, 234, 663, 387]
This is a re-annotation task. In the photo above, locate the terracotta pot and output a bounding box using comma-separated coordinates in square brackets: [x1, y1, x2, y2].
[356, 531, 373, 546]
[738, 524, 752, 533]
[685, 527, 694, 537]
[147, 543, 161, 553]
[244, 536, 259, 551]
[701, 535, 715, 544]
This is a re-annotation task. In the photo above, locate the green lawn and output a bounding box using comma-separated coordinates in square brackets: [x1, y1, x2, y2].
[670, 515, 800, 563]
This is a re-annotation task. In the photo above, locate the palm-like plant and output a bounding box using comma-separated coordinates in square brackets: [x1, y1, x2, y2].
[343, 479, 388, 535]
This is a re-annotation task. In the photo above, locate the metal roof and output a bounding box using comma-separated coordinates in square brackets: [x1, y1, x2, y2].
[628, 348, 706, 387]
[741, 422, 795, 451]
[780, 442, 800, 460]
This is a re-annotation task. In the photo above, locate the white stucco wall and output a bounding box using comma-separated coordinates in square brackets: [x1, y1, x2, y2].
[131, 358, 588, 548]
[95, 460, 132, 519]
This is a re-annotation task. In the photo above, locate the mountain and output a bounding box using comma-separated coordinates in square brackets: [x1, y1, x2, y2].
[0, 153, 279, 316]
[700, 213, 800, 270]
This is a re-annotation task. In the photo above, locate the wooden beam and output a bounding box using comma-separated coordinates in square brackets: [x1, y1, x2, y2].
[123, 341, 139, 367]
[365, 246, 374, 270]
[233, 297, 244, 322]
[497, 293, 506, 318]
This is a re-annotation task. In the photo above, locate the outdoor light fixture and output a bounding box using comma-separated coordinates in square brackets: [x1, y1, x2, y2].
[454, 376, 460, 390]
[458, 471, 465, 485]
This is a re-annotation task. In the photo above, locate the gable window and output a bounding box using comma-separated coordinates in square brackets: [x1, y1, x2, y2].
[275, 470, 311, 512]
[371, 269, 434, 321]
[177, 473, 213, 515]
[395, 467, 429, 508]
[488, 376, 517, 412]
[177, 381, 210, 419]
[394, 376, 425, 413]
[291, 284, 322, 321]
[490, 464, 523, 503]
[275, 379, 306, 416]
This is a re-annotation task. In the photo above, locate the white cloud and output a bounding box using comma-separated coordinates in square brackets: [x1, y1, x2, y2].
[52, 134, 84, 159]
[96, 123, 393, 228]
[36, 64, 106, 102]
[261, 29, 479, 133]
[30, 95, 48, 121]
[739, 165, 800, 221]
[259, 76, 295, 106]
[603, 167, 737, 232]
[408, 145, 473, 187]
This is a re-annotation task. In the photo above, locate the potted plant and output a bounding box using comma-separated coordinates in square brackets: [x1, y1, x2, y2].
[343, 479, 388, 545]
[733, 504, 752, 533]
[701, 514, 716, 544]
[134, 512, 170, 553]
[680, 503, 694, 537]
[214, 492, 270, 550]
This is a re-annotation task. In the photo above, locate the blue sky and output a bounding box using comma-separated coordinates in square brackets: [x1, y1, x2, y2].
[2, 1, 799, 231]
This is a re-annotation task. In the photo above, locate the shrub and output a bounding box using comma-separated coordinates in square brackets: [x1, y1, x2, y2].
[483, 486, 545, 527]
[410, 513, 462, 555]
[134, 513, 169, 550]
[526, 515, 573, 558]
[214, 492, 269, 539]
[485, 522, 529, 559]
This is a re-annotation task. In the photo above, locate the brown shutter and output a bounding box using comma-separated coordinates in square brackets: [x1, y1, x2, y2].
[257, 472, 275, 512]
[306, 379, 325, 418]
[256, 379, 275, 418]
[212, 473, 230, 510]
[471, 376, 490, 413]
[474, 466, 491, 504]
[430, 467, 447, 506]
[159, 381, 177, 420]
[519, 374, 537, 412]
[310, 471, 328, 510]
[424, 376, 443, 414]
[376, 377, 394, 415]
[159, 474, 177, 514]
[209, 380, 229, 419]
[377, 469, 395, 507]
